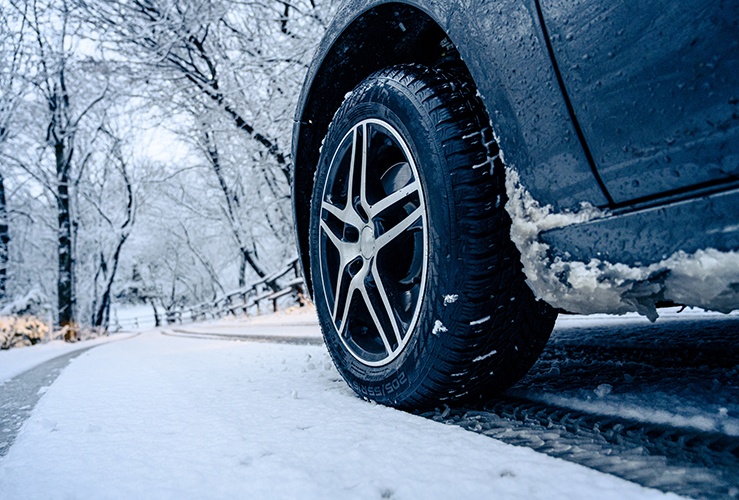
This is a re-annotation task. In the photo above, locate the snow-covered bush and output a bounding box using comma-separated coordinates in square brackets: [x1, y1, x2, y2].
[0, 289, 50, 317]
[0, 315, 49, 349]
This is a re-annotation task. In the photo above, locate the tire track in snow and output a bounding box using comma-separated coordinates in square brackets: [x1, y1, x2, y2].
[422, 316, 739, 499]
[420, 396, 739, 499]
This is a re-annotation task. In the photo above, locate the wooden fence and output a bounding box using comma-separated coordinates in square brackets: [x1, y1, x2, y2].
[165, 258, 306, 324]
[111, 258, 307, 331]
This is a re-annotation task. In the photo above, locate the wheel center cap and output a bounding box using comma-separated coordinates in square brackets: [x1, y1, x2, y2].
[360, 226, 375, 259]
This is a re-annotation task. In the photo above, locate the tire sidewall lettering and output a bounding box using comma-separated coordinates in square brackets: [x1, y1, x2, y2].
[348, 371, 409, 399]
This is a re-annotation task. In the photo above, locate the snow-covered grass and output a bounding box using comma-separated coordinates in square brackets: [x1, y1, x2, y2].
[0, 328, 677, 499]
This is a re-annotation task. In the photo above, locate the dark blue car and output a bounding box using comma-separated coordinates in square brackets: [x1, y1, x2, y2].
[292, 0, 739, 408]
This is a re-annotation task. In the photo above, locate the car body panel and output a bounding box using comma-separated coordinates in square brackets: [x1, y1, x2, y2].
[292, 0, 739, 310]
[540, 186, 739, 267]
[539, 0, 739, 205]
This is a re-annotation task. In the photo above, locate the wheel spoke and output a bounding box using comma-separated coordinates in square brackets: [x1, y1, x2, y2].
[321, 199, 344, 220]
[335, 273, 354, 335]
[371, 259, 402, 344]
[359, 122, 370, 213]
[331, 259, 348, 323]
[321, 199, 362, 229]
[358, 273, 393, 356]
[336, 262, 368, 335]
[319, 218, 346, 253]
[320, 218, 362, 328]
[369, 180, 420, 218]
[346, 127, 358, 204]
[376, 206, 423, 250]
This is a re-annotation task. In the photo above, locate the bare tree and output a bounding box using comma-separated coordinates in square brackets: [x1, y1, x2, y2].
[200, 126, 275, 288]
[0, 0, 332, 330]
[9, 0, 108, 337]
[81, 0, 327, 281]
[82, 0, 293, 172]
[0, 2, 31, 300]
[86, 127, 135, 329]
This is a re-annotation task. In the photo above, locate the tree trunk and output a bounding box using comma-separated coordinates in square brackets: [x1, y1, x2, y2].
[149, 299, 161, 327]
[0, 172, 9, 300]
[93, 233, 128, 329]
[56, 142, 76, 340]
[238, 251, 247, 288]
[92, 156, 134, 330]
[202, 129, 276, 290]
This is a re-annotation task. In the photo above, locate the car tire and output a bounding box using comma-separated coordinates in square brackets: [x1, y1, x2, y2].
[309, 64, 556, 409]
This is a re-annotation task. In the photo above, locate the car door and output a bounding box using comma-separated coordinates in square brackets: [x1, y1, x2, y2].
[537, 0, 739, 205]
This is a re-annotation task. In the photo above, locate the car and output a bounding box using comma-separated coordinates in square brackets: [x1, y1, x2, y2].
[291, 0, 739, 409]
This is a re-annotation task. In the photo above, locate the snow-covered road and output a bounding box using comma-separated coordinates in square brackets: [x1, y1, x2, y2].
[1, 307, 736, 499]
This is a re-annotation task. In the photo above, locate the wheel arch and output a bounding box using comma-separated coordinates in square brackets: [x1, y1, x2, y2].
[292, 2, 461, 296]
[293, 0, 610, 297]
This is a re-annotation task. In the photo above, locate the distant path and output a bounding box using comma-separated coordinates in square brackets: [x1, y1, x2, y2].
[164, 329, 324, 346]
[164, 313, 324, 346]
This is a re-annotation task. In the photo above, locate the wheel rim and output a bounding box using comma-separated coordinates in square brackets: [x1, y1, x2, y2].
[318, 119, 428, 367]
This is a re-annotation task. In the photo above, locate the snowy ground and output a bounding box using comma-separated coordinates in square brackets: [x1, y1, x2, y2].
[0, 333, 136, 385]
[0, 306, 692, 499]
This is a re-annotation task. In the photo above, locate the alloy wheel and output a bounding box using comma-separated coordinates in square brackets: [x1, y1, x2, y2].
[317, 118, 428, 367]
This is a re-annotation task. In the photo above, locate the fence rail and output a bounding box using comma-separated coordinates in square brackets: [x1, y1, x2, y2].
[112, 258, 307, 331]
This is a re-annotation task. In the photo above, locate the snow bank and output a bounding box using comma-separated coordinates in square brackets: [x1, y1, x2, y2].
[505, 168, 739, 321]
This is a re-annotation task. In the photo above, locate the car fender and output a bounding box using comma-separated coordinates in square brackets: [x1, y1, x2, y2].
[291, 0, 608, 294]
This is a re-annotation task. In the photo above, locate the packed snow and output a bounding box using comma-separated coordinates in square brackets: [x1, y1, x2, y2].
[504, 168, 739, 320]
[0, 312, 680, 499]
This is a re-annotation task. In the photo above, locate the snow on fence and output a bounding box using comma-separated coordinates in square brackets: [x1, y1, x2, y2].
[168, 258, 307, 324]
